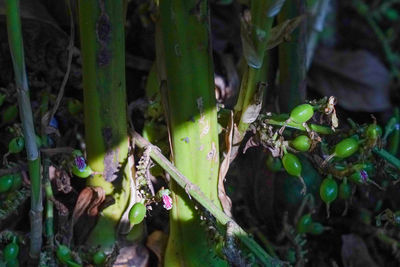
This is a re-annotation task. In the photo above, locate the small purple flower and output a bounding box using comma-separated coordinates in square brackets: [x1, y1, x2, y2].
[360, 170, 368, 183]
[74, 156, 87, 172]
[162, 193, 173, 210]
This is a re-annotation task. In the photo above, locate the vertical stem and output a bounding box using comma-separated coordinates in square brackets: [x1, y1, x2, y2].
[5, 0, 42, 258]
[233, 0, 279, 156]
[278, 0, 307, 112]
[78, 0, 131, 249]
[158, 1, 226, 266]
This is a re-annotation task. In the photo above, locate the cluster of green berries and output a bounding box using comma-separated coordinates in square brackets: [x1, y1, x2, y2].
[296, 214, 325, 235]
[57, 245, 106, 266]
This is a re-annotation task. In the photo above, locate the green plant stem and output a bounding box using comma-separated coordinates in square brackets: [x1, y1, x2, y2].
[372, 147, 400, 170]
[5, 0, 42, 258]
[265, 118, 334, 134]
[278, 0, 307, 112]
[132, 131, 280, 266]
[234, 1, 278, 142]
[158, 1, 226, 265]
[78, 0, 131, 249]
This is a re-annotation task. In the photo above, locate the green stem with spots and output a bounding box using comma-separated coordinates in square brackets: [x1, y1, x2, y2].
[78, 0, 132, 249]
[158, 1, 227, 266]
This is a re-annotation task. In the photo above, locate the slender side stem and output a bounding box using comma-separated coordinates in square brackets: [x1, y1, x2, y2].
[234, 1, 278, 139]
[78, 0, 132, 249]
[5, 0, 42, 258]
[278, 0, 307, 112]
[133, 131, 280, 267]
[265, 118, 334, 134]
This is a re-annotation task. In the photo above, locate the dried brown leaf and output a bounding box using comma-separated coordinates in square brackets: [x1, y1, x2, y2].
[309, 48, 391, 112]
[49, 165, 72, 194]
[241, 82, 265, 124]
[146, 230, 168, 267]
[72, 187, 105, 225]
[218, 111, 233, 217]
[341, 234, 379, 267]
[113, 244, 149, 267]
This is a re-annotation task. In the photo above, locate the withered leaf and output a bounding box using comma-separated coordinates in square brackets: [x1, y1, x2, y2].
[309, 48, 391, 112]
[72, 187, 105, 225]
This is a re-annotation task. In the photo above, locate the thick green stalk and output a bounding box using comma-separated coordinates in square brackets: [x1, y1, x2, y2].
[278, 0, 307, 112]
[158, 1, 226, 266]
[78, 0, 131, 249]
[133, 131, 280, 266]
[5, 0, 42, 258]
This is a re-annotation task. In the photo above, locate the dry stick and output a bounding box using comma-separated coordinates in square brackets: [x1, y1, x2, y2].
[43, 0, 74, 127]
[132, 131, 281, 267]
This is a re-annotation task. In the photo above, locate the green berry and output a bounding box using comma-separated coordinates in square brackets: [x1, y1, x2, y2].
[366, 124, 382, 139]
[309, 222, 324, 235]
[339, 181, 352, 200]
[8, 137, 25, 154]
[282, 153, 302, 177]
[333, 138, 359, 158]
[266, 155, 282, 172]
[67, 99, 83, 115]
[72, 164, 93, 178]
[3, 241, 19, 261]
[290, 135, 311, 152]
[2, 105, 18, 124]
[320, 177, 338, 204]
[297, 213, 312, 234]
[385, 8, 399, 21]
[9, 173, 22, 192]
[129, 203, 146, 225]
[349, 170, 369, 185]
[56, 245, 72, 264]
[6, 258, 19, 267]
[0, 175, 14, 193]
[93, 251, 106, 265]
[71, 153, 93, 178]
[290, 104, 314, 124]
